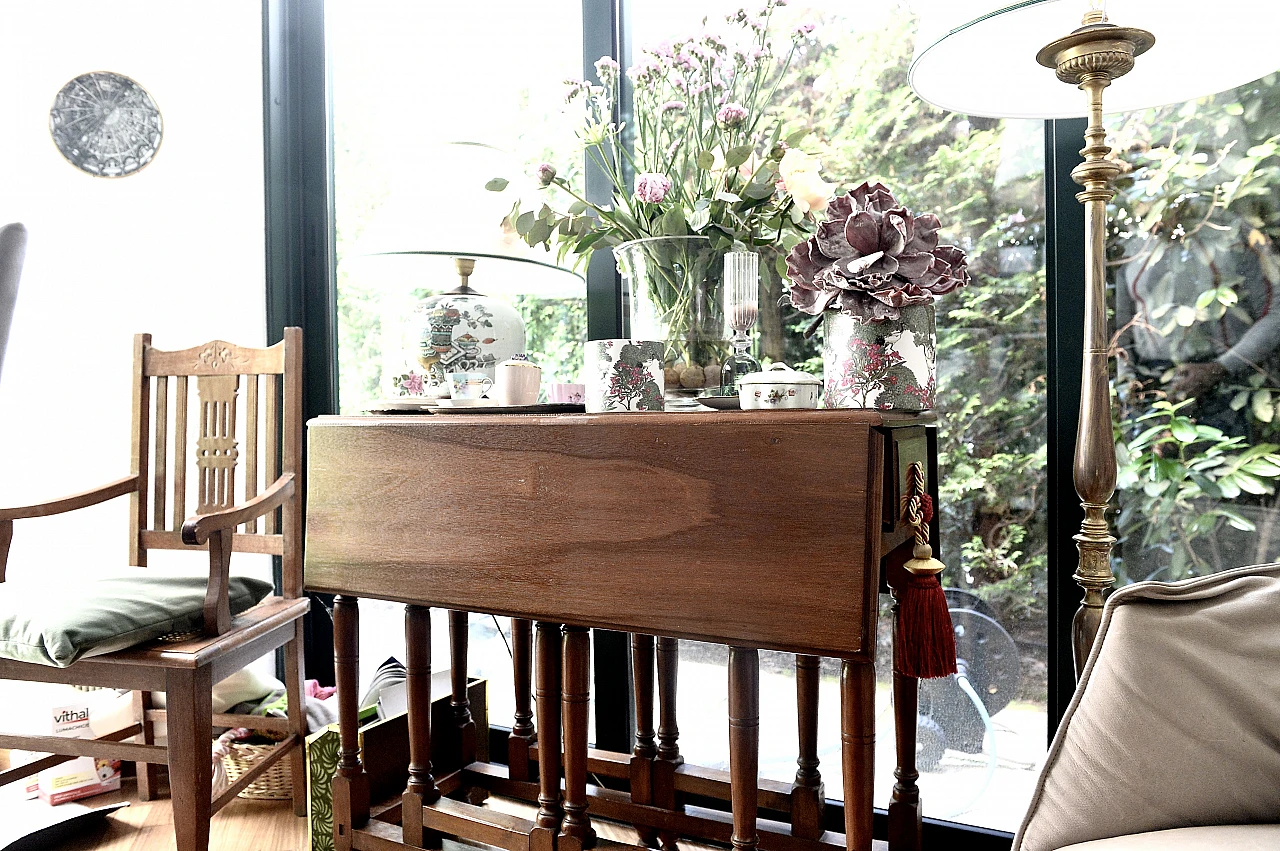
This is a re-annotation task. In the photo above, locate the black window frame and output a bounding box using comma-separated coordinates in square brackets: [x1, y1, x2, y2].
[265, 1, 1089, 846]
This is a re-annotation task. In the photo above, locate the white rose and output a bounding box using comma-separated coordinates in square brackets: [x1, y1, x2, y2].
[778, 149, 832, 214]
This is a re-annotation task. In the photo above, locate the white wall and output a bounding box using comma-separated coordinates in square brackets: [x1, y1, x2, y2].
[0, 1, 268, 579]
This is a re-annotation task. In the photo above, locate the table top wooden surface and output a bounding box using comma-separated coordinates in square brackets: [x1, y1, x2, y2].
[305, 410, 932, 659]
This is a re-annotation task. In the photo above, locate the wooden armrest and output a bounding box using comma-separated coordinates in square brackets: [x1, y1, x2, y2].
[0, 475, 140, 520]
[181, 473, 295, 545]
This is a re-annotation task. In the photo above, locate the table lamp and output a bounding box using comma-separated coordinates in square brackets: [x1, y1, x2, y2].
[353, 141, 584, 394]
[909, 0, 1280, 674]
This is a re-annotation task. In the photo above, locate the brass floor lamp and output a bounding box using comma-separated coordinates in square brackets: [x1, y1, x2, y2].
[910, 0, 1280, 675]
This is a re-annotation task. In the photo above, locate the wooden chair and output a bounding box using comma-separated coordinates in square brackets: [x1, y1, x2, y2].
[0, 329, 309, 851]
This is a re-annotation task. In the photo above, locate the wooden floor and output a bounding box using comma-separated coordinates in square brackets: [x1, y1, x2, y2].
[48, 778, 886, 851]
[58, 778, 307, 851]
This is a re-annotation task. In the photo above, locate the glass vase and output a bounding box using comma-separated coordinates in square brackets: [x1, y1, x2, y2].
[615, 236, 730, 404]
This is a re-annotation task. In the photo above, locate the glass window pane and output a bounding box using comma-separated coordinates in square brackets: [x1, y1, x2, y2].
[627, 2, 1048, 832]
[1110, 73, 1280, 583]
[330, 0, 586, 725]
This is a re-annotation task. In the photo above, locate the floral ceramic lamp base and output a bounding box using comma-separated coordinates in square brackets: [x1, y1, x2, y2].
[822, 306, 936, 411]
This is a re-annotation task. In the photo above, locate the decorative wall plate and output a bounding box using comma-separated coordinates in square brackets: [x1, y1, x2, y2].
[49, 72, 163, 177]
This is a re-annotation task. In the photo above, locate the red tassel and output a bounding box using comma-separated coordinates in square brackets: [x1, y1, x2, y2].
[895, 572, 957, 680]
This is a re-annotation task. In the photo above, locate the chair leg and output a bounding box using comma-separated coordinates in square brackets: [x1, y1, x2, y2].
[133, 690, 160, 801]
[167, 666, 214, 851]
[285, 618, 308, 817]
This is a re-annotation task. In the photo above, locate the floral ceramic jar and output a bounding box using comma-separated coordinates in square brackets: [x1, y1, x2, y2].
[822, 305, 936, 411]
[737, 363, 822, 410]
[414, 288, 526, 389]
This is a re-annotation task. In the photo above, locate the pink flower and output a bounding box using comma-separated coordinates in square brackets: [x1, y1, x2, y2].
[793, 22, 816, 39]
[635, 172, 672, 204]
[716, 102, 748, 129]
[535, 163, 557, 187]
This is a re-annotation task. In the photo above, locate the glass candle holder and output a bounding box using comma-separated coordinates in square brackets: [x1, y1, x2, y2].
[720, 251, 762, 393]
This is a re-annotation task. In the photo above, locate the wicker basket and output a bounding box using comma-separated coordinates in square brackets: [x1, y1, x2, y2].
[219, 741, 293, 800]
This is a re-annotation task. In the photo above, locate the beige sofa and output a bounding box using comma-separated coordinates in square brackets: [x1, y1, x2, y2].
[1013, 564, 1280, 850]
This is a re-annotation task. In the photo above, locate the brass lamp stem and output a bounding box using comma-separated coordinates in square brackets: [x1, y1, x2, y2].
[453, 257, 477, 294]
[1037, 16, 1153, 677]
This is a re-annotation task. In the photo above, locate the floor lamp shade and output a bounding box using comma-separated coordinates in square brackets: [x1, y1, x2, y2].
[910, 0, 1280, 119]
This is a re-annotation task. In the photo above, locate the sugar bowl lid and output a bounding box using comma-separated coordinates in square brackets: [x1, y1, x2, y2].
[499, 353, 540, 369]
[737, 363, 822, 386]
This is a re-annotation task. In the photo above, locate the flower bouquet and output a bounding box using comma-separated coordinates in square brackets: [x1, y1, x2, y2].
[783, 181, 971, 410]
[490, 0, 831, 400]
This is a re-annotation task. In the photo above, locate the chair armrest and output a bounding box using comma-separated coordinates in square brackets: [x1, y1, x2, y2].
[0, 475, 140, 520]
[181, 473, 295, 545]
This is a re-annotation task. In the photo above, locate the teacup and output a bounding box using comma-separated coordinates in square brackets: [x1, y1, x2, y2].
[548, 383, 586, 404]
[447, 372, 493, 400]
[493, 355, 541, 406]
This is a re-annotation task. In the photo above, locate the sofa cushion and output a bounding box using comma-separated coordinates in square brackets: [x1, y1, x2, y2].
[0, 570, 273, 667]
[1013, 563, 1280, 851]
[1055, 824, 1280, 850]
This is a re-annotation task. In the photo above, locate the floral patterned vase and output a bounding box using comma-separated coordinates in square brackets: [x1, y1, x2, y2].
[821, 306, 936, 411]
[584, 339, 666, 413]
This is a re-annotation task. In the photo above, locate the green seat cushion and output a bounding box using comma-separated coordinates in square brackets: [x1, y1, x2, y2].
[0, 570, 273, 667]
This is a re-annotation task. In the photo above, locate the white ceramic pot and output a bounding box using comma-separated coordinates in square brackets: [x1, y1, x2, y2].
[493, 354, 541, 406]
[738, 363, 822, 410]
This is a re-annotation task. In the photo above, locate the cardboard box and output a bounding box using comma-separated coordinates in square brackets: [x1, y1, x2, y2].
[22, 701, 122, 805]
[307, 674, 486, 851]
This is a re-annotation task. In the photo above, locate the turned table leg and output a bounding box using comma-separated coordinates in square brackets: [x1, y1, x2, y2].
[333, 596, 369, 851]
[728, 647, 760, 851]
[404, 604, 441, 848]
[631, 634, 659, 847]
[841, 660, 875, 851]
[510, 618, 535, 781]
[888, 596, 922, 851]
[531, 621, 564, 851]
[792, 654, 825, 839]
[561, 625, 597, 850]
[655, 636, 684, 851]
[449, 610, 478, 765]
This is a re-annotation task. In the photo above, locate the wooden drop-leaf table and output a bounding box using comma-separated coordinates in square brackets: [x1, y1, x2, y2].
[304, 410, 938, 851]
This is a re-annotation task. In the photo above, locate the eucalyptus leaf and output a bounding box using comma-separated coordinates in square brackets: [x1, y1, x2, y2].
[515, 211, 536, 236]
[785, 129, 807, 147]
[659, 205, 688, 236]
[569, 200, 589, 215]
[696, 150, 716, 170]
[484, 178, 509, 192]
[724, 145, 753, 169]
[527, 219, 554, 246]
[688, 206, 711, 232]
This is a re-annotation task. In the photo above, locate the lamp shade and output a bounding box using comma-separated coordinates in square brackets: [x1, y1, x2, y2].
[348, 141, 585, 298]
[910, 0, 1280, 119]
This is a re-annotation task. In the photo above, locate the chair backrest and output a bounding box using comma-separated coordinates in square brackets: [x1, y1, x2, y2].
[129, 328, 303, 598]
[0, 223, 28, 382]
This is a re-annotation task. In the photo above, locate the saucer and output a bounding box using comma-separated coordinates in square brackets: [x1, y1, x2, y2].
[433, 398, 497, 408]
[698, 395, 742, 410]
[371, 398, 435, 412]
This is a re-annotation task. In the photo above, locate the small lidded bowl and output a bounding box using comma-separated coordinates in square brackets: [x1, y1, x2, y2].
[738, 363, 822, 410]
